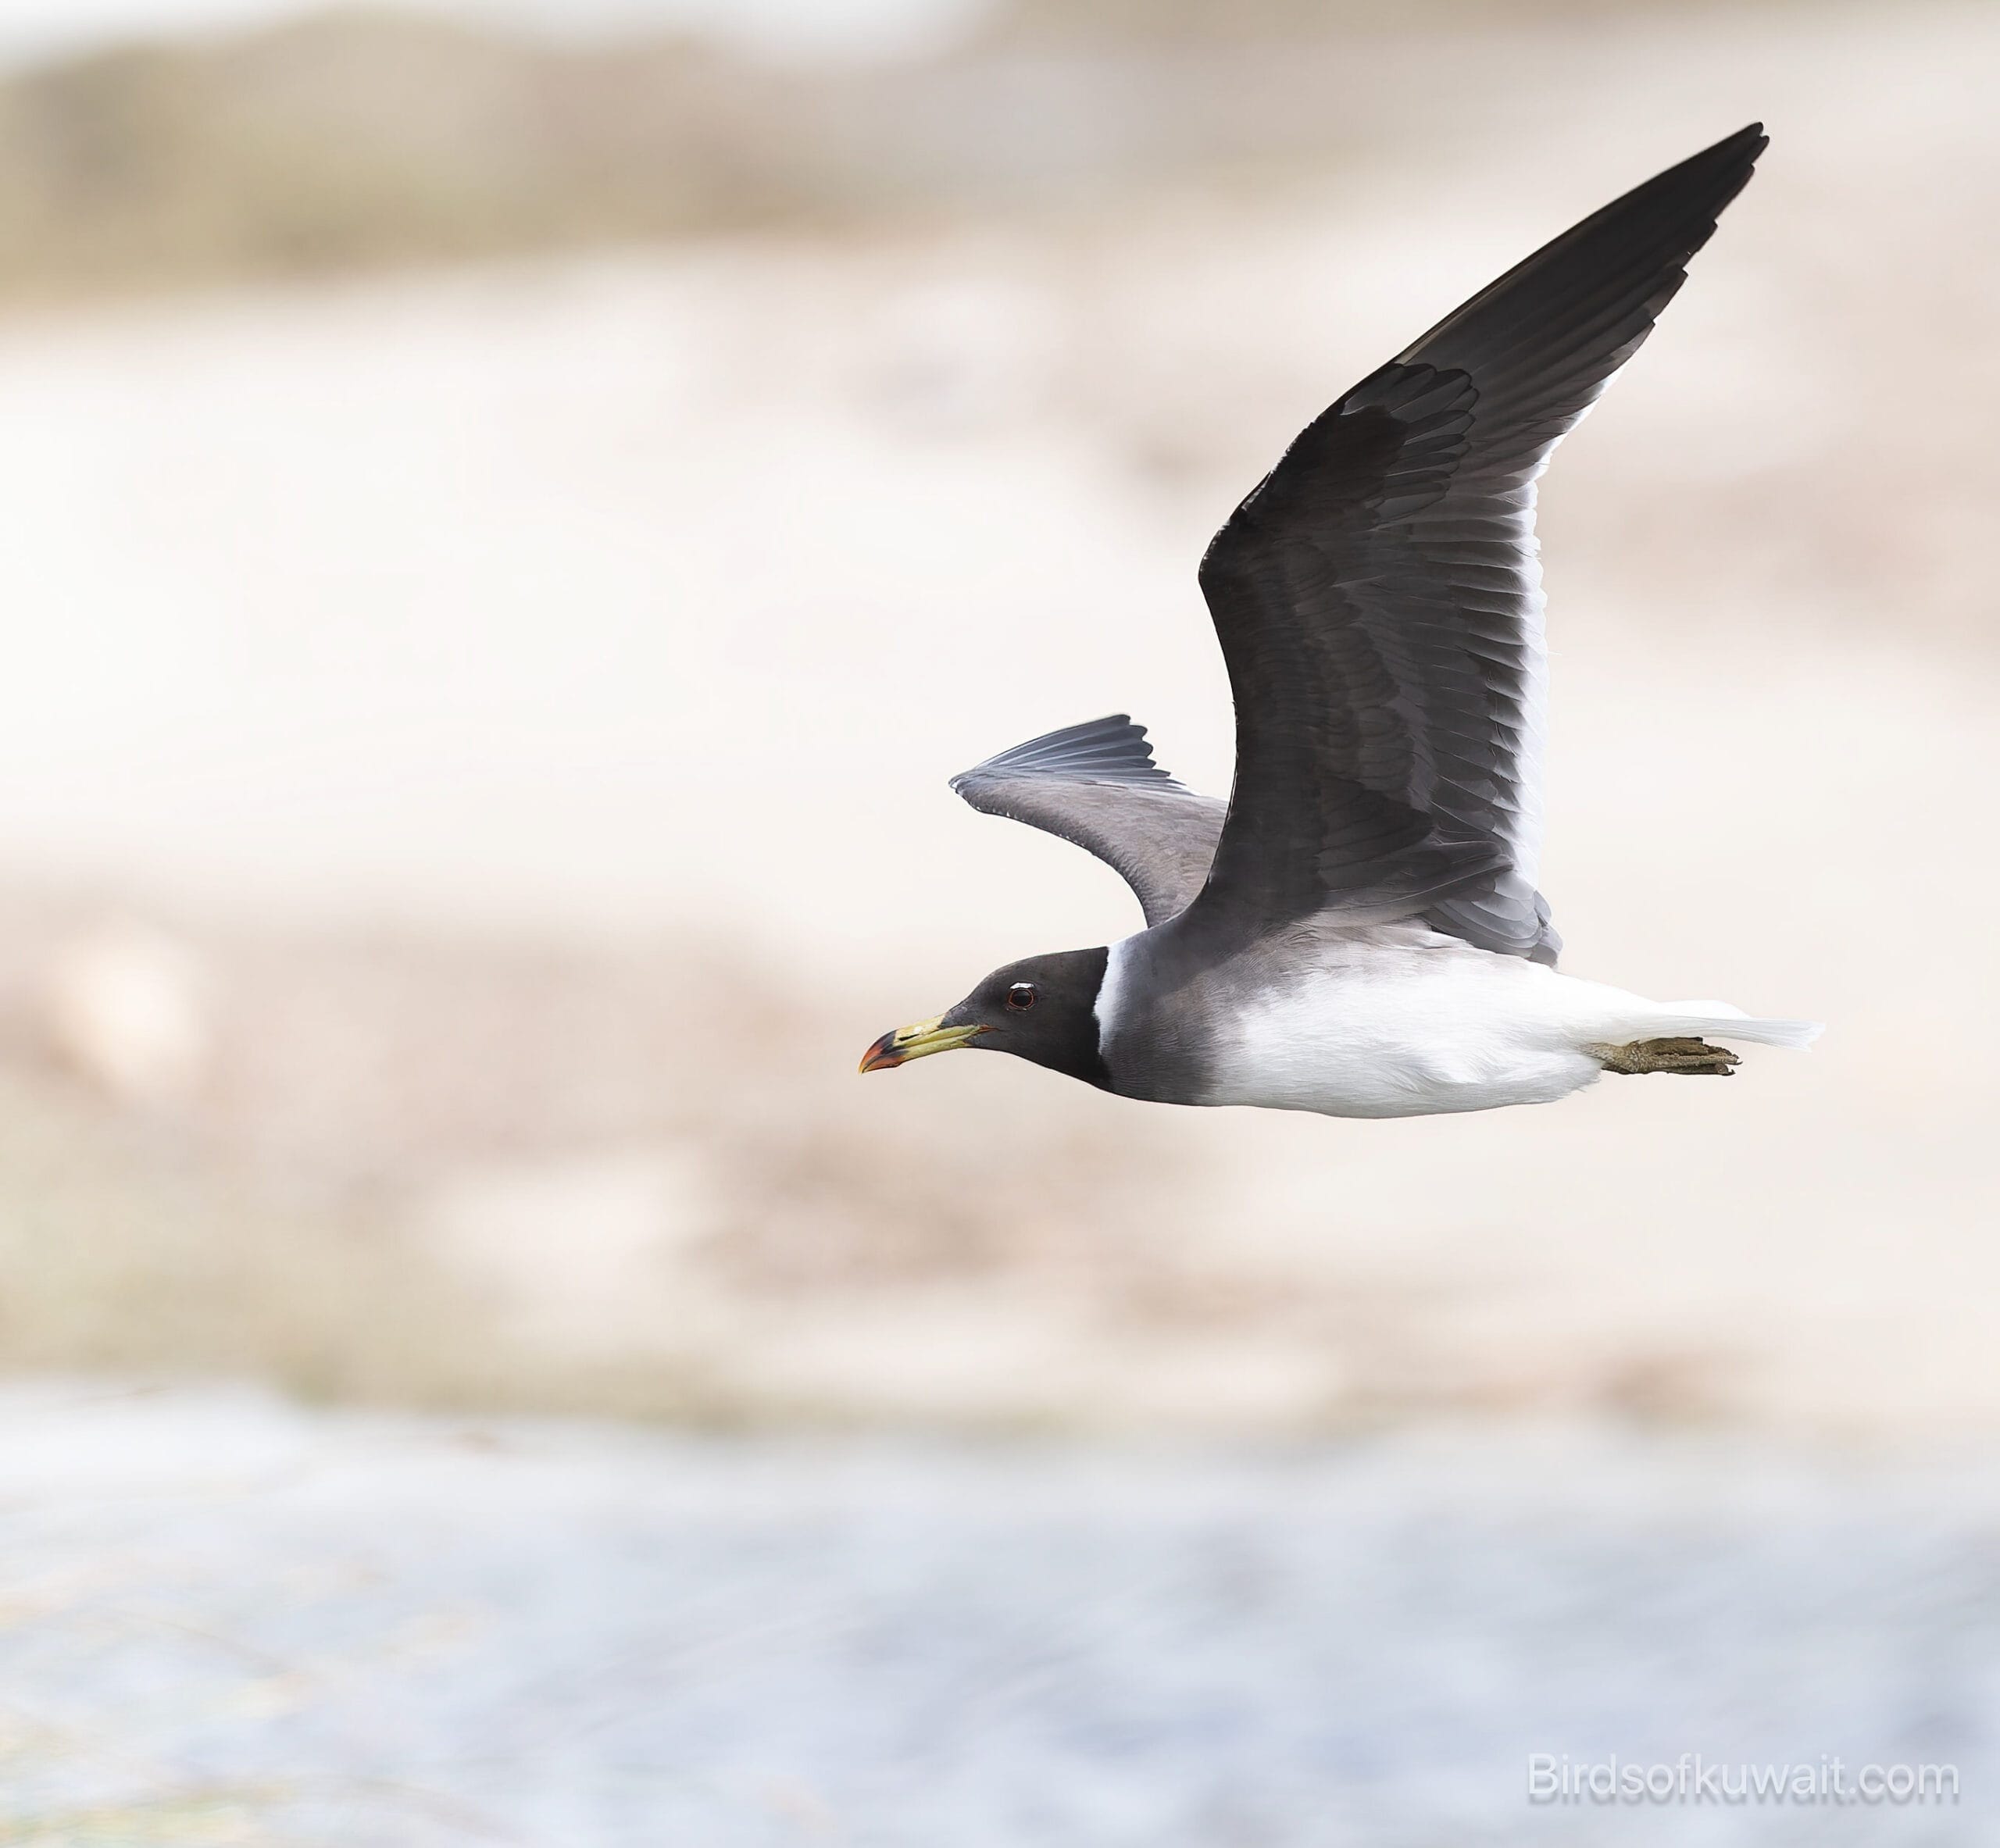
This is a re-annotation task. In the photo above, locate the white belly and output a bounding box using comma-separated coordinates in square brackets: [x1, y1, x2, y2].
[1197, 935, 1641, 1119]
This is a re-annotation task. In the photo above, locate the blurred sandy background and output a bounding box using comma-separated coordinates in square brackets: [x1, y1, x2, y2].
[0, 0, 1994, 1841]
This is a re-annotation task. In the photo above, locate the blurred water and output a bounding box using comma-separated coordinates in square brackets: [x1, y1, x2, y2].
[0, 1385, 1992, 1845]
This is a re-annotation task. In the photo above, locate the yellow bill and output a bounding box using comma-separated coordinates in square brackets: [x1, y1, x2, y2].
[858, 1013, 988, 1072]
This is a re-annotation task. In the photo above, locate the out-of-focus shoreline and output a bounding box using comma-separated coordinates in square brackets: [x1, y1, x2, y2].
[0, 0, 1989, 1442]
[0, 0, 1917, 309]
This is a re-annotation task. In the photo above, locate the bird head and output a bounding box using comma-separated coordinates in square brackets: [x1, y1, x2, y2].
[859, 946, 1111, 1089]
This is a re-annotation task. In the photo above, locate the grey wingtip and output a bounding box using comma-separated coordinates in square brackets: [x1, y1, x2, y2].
[952, 713, 1185, 794]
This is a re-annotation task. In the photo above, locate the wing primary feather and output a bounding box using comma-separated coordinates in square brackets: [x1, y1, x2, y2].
[952, 714, 1186, 792]
[1180, 125, 1766, 965]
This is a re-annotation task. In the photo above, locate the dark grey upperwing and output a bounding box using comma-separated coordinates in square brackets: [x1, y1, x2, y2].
[1185, 123, 1766, 964]
[951, 715, 1226, 928]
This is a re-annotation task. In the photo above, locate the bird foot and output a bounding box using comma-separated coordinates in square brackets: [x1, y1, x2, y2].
[1588, 1036, 1741, 1076]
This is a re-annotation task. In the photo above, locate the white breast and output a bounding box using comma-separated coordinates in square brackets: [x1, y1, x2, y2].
[1200, 930, 1609, 1118]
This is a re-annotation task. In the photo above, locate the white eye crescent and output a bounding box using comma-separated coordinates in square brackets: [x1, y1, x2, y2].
[1006, 983, 1038, 1011]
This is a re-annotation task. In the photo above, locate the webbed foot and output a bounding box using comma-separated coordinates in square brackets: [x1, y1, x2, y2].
[1588, 1036, 1741, 1076]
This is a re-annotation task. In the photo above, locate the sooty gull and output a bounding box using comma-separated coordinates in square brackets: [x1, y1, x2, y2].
[860, 124, 1820, 1119]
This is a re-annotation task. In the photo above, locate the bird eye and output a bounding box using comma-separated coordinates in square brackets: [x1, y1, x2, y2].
[1006, 983, 1038, 1011]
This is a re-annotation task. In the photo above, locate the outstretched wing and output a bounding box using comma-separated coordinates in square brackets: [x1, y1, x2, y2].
[1185, 123, 1767, 963]
[951, 715, 1225, 928]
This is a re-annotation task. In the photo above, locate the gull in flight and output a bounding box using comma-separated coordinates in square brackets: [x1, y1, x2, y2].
[862, 125, 1820, 1118]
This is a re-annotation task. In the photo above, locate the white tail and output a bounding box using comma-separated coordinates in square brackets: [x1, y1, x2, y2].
[1659, 1003, 1823, 1050]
